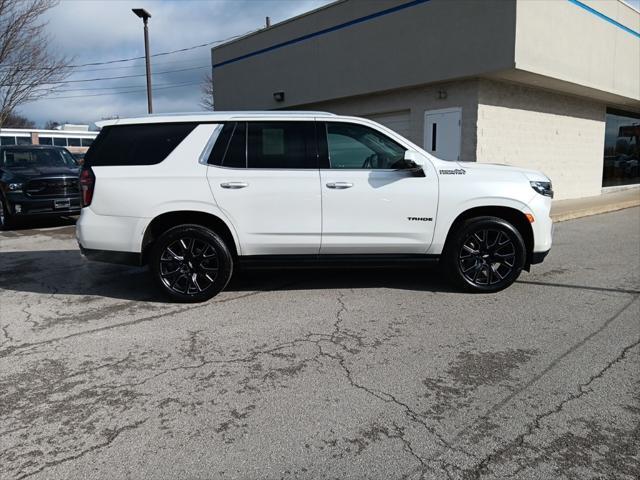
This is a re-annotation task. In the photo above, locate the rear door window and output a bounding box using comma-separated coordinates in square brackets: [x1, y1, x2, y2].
[247, 122, 316, 169]
[85, 123, 197, 166]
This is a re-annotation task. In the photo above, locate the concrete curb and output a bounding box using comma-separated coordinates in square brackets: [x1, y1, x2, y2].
[551, 199, 640, 222]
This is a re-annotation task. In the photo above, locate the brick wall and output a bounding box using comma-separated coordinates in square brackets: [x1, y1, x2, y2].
[477, 80, 606, 200]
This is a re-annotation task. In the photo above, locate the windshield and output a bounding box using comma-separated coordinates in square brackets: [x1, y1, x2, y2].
[1, 148, 78, 169]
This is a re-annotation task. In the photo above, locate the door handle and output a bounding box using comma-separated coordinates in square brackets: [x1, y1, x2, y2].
[326, 182, 353, 189]
[220, 182, 248, 189]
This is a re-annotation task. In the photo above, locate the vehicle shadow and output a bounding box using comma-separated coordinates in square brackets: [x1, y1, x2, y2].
[3, 215, 77, 232]
[0, 249, 458, 302]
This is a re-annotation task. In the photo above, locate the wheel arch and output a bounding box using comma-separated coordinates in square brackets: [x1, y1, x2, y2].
[443, 206, 534, 270]
[141, 210, 239, 264]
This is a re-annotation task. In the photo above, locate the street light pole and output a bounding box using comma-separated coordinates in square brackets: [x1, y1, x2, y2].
[132, 8, 153, 114]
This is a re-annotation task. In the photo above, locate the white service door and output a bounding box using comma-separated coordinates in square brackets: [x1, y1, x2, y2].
[424, 108, 461, 161]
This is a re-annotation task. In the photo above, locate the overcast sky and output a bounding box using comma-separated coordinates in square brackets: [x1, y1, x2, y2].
[18, 0, 332, 128]
[16, 0, 640, 128]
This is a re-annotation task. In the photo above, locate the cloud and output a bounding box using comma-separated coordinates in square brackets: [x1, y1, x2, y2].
[17, 0, 332, 128]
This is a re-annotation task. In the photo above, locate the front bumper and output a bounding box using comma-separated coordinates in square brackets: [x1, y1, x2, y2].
[6, 192, 81, 216]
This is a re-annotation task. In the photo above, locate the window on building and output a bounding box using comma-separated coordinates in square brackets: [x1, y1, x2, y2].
[603, 109, 639, 188]
[67, 137, 81, 147]
[0, 136, 16, 145]
[53, 137, 67, 146]
[39, 137, 53, 145]
[247, 122, 316, 169]
[16, 137, 31, 145]
[325, 122, 407, 169]
[81, 138, 93, 147]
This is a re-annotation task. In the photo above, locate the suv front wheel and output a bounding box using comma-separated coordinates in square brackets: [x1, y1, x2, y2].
[443, 216, 526, 293]
[149, 224, 233, 302]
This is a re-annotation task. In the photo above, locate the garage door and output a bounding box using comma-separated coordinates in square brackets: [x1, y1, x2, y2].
[364, 110, 411, 139]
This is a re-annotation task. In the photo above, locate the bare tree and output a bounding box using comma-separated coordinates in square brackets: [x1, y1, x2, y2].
[3, 112, 34, 128]
[200, 73, 214, 111]
[44, 119, 61, 130]
[0, 0, 71, 128]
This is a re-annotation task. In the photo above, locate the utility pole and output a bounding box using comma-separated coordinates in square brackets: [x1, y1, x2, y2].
[132, 8, 153, 114]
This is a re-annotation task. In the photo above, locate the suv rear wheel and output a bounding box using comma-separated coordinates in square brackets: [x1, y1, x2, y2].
[443, 216, 526, 293]
[149, 224, 233, 302]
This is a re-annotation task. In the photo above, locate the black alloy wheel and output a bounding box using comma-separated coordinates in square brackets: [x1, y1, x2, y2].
[444, 216, 526, 292]
[150, 225, 233, 302]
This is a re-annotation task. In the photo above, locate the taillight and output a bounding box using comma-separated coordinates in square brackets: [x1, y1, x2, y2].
[79, 167, 95, 207]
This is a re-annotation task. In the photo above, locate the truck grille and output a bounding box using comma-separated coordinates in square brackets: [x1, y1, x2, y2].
[26, 178, 80, 197]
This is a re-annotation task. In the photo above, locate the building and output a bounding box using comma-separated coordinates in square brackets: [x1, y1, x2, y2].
[211, 0, 640, 200]
[0, 126, 98, 155]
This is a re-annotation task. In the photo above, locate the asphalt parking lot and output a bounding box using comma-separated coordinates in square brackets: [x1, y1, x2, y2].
[0, 208, 638, 480]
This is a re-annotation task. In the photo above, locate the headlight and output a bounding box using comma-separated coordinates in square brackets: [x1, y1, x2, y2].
[530, 181, 553, 198]
[8, 183, 24, 191]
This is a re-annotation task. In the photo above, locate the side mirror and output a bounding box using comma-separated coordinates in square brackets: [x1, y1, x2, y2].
[404, 150, 424, 167]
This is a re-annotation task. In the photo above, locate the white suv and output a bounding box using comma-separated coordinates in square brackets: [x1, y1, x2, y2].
[76, 111, 553, 302]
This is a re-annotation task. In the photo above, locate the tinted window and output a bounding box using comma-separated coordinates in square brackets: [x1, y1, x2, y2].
[602, 109, 639, 188]
[224, 122, 247, 168]
[247, 122, 316, 169]
[39, 137, 53, 145]
[326, 122, 407, 169]
[0, 136, 16, 145]
[1, 148, 77, 169]
[85, 123, 197, 167]
[53, 137, 66, 146]
[67, 137, 81, 147]
[16, 137, 31, 145]
[208, 123, 234, 166]
[81, 138, 93, 147]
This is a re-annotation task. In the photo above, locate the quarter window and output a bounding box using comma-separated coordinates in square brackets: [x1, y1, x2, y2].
[326, 122, 407, 169]
[207, 122, 246, 168]
[84, 122, 197, 167]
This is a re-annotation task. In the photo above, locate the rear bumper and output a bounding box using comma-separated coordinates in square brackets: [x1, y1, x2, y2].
[79, 244, 143, 266]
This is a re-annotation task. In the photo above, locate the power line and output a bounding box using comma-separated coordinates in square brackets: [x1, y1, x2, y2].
[54, 81, 198, 93]
[2, 65, 209, 87]
[40, 81, 201, 100]
[0, 28, 257, 71]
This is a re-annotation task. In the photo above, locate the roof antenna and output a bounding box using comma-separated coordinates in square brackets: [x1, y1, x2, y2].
[265, 16, 271, 28]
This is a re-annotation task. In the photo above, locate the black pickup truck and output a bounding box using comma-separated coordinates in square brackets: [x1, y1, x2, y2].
[0, 145, 81, 229]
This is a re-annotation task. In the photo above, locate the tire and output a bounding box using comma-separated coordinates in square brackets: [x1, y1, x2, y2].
[149, 224, 233, 303]
[442, 216, 526, 293]
[0, 196, 13, 230]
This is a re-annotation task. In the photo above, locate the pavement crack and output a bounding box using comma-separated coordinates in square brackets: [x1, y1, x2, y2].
[463, 337, 640, 479]
[0, 289, 279, 359]
[15, 418, 149, 480]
